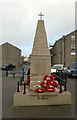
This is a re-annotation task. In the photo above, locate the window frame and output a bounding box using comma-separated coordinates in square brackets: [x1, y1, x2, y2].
[71, 35, 75, 41]
[71, 44, 75, 51]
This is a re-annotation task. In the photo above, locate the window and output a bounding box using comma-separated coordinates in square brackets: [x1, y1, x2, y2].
[71, 45, 76, 55]
[71, 45, 75, 51]
[71, 35, 75, 41]
[71, 52, 76, 55]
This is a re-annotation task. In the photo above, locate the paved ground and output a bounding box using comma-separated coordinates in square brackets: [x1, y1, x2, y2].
[2, 73, 76, 119]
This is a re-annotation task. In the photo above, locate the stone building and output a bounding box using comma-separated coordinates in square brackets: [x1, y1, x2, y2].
[2, 42, 21, 68]
[51, 30, 77, 67]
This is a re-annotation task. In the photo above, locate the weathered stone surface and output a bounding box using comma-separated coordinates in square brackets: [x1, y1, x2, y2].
[30, 20, 51, 90]
[32, 20, 50, 55]
[13, 91, 72, 106]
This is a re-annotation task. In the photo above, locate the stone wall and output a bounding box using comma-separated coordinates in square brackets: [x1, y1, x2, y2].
[2, 42, 21, 68]
[52, 30, 76, 67]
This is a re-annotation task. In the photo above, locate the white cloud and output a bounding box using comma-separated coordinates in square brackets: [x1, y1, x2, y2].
[0, 0, 76, 56]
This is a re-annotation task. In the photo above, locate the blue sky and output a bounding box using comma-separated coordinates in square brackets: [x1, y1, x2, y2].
[0, 0, 76, 57]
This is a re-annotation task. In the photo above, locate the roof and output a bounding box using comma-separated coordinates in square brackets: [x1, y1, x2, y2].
[53, 29, 77, 46]
[1, 42, 21, 51]
[64, 29, 77, 36]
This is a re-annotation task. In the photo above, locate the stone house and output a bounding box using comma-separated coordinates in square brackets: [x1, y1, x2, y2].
[51, 30, 77, 67]
[2, 42, 21, 68]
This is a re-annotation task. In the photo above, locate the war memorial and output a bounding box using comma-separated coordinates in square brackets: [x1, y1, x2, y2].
[13, 13, 71, 106]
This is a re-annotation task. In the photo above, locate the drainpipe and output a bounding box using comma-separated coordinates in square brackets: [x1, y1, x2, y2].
[64, 37, 66, 65]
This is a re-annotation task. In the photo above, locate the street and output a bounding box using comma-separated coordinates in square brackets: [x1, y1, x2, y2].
[2, 71, 76, 118]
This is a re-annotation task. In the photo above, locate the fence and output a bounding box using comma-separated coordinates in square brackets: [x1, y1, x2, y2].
[16, 69, 67, 94]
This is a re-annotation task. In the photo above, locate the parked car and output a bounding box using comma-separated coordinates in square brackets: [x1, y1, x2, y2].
[2, 64, 16, 70]
[51, 64, 68, 74]
[68, 62, 77, 77]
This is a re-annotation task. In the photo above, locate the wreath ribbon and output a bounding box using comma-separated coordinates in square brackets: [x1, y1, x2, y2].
[41, 80, 50, 89]
[35, 88, 46, 93]
[46, 86, 55, 92]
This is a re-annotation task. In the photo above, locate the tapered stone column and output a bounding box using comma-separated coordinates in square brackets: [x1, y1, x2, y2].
[30, 20, 51, 90]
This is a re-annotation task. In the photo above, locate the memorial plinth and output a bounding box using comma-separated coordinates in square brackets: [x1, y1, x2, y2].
[13, 19, 71, 106]
[13, 90, 71, 106]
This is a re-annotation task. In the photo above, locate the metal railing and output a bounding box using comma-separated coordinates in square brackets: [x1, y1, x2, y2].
[16, 68, 29, 94]
[56, 70, 67, 93]
[16, 69, 68, 94]
[17, 80, 26, 94]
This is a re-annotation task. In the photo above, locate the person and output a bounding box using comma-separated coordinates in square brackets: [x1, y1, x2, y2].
[27, 68, 30, 75]
[26, 68, 30, 85]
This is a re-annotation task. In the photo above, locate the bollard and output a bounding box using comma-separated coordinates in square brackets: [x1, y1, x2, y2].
[59, 81, 62, 93]
[64, 80, 67, 91]
[17, 81, 20, 92]
[13, 73, 15, 78]
[6, 70, 8, 77]
[20, 79, 22, 86]
[23, 82, 26, 94]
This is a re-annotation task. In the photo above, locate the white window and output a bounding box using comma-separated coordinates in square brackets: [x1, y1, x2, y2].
[71, 45, 75, 51]
[71, 35, 75, 41]
[71, 52, 76, 55]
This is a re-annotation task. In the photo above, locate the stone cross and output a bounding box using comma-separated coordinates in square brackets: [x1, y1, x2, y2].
[38, 12, 44, 20]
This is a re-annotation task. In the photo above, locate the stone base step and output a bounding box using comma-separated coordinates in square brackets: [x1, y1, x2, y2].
[13, 91, 71, 106]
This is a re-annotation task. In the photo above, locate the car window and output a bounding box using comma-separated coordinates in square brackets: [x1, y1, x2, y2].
[8, 64, 11, 67]
[52, 66, 63, 69]
[9, 64, 13, 67]
[5, 64, 9, 67]
[70, 63, 77, 69]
